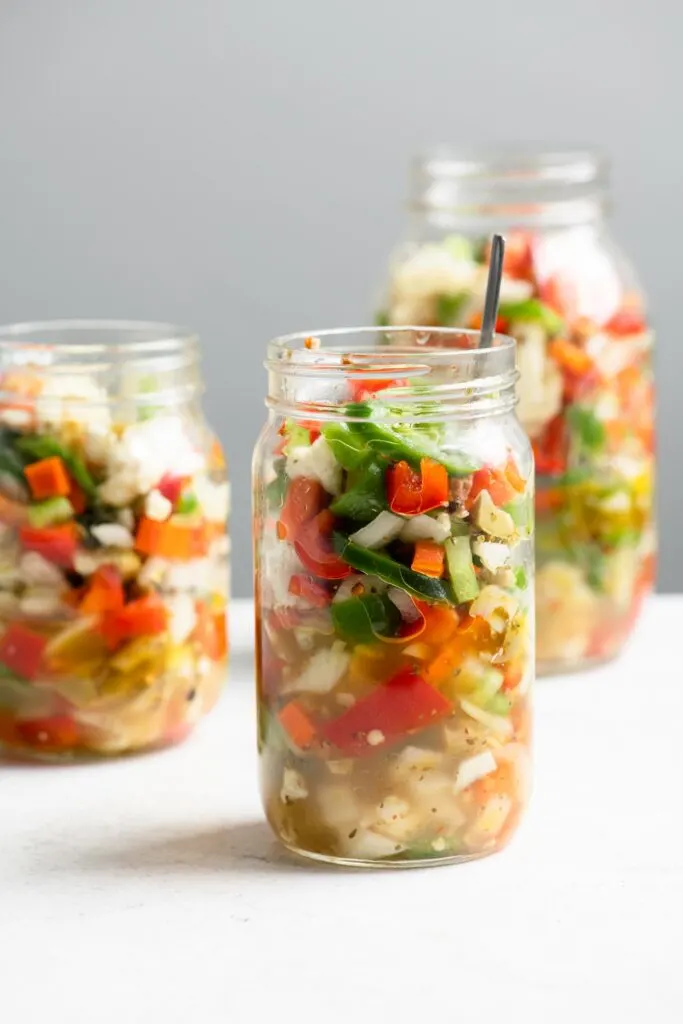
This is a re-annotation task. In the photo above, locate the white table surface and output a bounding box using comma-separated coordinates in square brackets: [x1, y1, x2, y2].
[2, 596, 682, 1023]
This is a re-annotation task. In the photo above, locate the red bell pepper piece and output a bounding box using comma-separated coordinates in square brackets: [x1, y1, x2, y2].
[468, 466, 517, 508]
[532, 413, 567, 476]
[348, 376, 409, 402]
[16, 714, 79, 752]
[501, 231, 534, 280]
[288, 573, 330, 607]
[156, 473, 185, 507]
[538, 274, 577, 319]
[68, 478, 87, 515]
[79, 566, 125, 615]
[294, 509, 352, 580]
[0, 623, 48, 680]
[19, 523, 77, 568]
[101, 595, 167, 650]
[387, 458, 448, 515]
[603, 308, 647, 336]
[193, 601, 228, 661]
[322, 667, 451, 756]
[277, 477, 326, 541]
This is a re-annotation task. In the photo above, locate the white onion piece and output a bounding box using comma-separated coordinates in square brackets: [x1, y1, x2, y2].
[400, 512, 450, 544]
[460, 699, 514, 739]
[348, 511, 405, 550]
[453, 750, 497, 793]
[387, 586, 420, 622]
[332, 574, 387, 603]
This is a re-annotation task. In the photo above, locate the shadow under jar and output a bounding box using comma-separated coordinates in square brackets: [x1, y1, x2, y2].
[0, 321, 229, 760]
[253, 327, 533, 867]
[378, 150, 655, 673]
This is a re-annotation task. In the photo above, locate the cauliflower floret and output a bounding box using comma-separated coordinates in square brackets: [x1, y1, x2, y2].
[536, 561, 599, 663]
[281, 643, 350, 696]
[286, 437, 342, 496]
[19, 588, 63, 617]
[167, 593, 197, 644]
[280, 768, 308, 803]
[341, 828, 404, 861]
[90, 523, 134, 549]
[18, 551, 64, 587]
[193, 476, 230, 522]
[144, 489, 173, 522]
[99, 416, 203, 505]
[453, 750, 498, 793]
[259, 534, 304, 608]
[36, 373, 111, 433]
[516, 324, 563, 439]
[392, 246, 478, 303]
[470, 585, 519, 633]
[316, 784, 359, 829]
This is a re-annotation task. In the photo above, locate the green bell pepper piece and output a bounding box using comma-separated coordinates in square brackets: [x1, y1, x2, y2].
[334, 534, 456, 605]
[499, 297, 564, 336]
[513, 566, 528, 591]
[331, 593, 401, 644]
[330, 462, 388, 523]
[282, 420, 313, 455]
[566, 406, 606, 453]
[176, 492, 199, 515]
[321, 422, 368, 470]
[442, 235, 474, 262]
[435, 292, 467, 326]
[444, 536, 479, 604]
[503, 494, 532, 533]
[344, 403, 476, 477]
[265, 458, 287, 512]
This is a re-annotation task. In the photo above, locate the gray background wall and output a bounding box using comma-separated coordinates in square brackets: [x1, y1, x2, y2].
[0, 0, 678, 595]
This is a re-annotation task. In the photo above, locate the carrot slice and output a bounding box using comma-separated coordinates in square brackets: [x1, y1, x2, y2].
[411, 541, 445, 578]
[24, 457, 71, 500]
[278, 701, 317, 749]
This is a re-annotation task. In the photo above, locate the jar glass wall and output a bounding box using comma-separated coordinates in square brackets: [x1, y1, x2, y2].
[378, 151, 655, 673]
[0, 321, 229, 760]
[253, 327, 533, 867]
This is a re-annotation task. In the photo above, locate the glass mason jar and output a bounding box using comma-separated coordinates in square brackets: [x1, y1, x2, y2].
[253, 327, 533, 867]
[0, 321, 229, 760]
[378, 150, 655, 674]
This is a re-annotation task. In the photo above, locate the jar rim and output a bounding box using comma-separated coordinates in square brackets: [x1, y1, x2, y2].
[410, 146, 608, 227]
[413, 146, 607, 186]
[268, 325, 515, 365]
[0, 319, 199, 358]
[266, 327, 518, 423]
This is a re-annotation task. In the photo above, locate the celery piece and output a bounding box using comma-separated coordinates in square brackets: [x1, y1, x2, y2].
[27, 497, 74, 528]
[499, 297, 565, 336]
[445, 536, 479, 604]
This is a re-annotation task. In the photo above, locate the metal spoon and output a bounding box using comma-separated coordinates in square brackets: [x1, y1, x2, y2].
[479, 233, 506, 348]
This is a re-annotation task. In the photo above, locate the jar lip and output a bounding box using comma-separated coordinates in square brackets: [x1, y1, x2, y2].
[413, 146, 607, 186]
[268, 326, 516, 369]
[410, 146, 608, 226]
[0, 319, 199, 357]
[266, 327, 518, 422]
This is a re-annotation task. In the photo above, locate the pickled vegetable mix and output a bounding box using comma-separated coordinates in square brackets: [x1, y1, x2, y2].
[0, 321, 229, 759]
[254, 328, 533, 866]
[380, 223, 654, 671]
